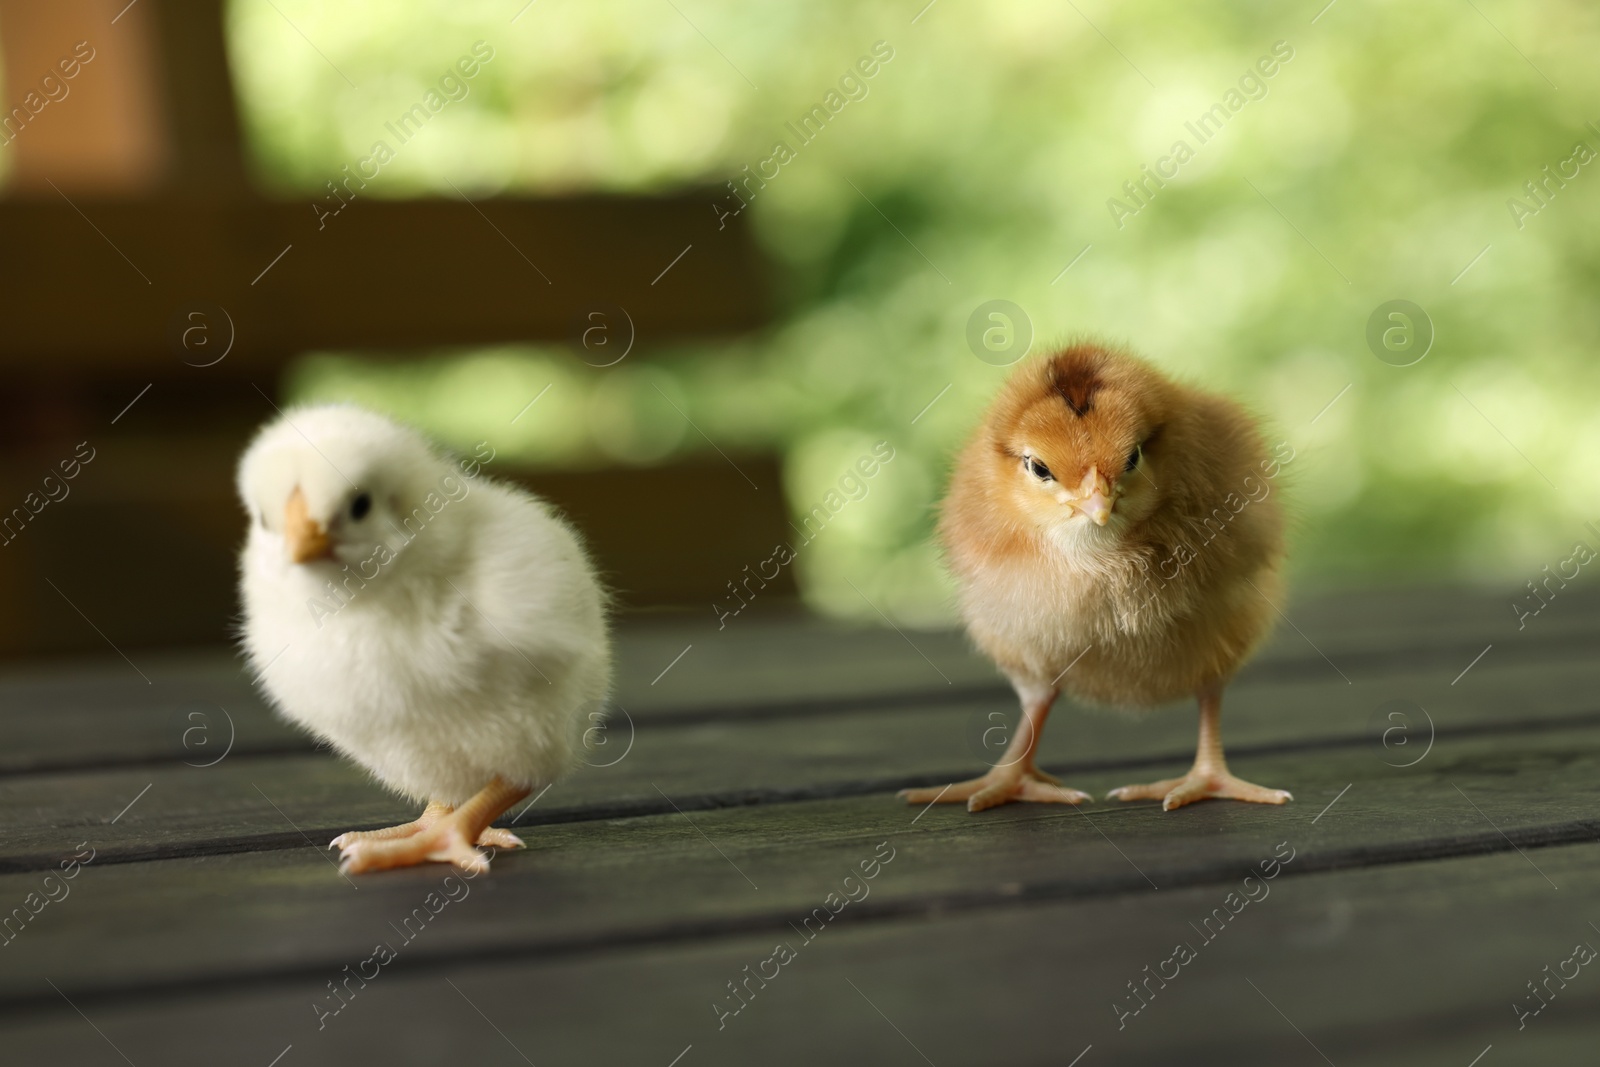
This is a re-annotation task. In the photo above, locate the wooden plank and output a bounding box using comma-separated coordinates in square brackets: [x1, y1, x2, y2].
[1, 723, 1598, 1006]
[0, 810, 1594, 1063]
[0, 638, 1596, 865]
[1276, 580, 1600, 651]
[627, 583, 1600, 710]
[4, 585, 1596, 773]
[0, 622, 992, 773]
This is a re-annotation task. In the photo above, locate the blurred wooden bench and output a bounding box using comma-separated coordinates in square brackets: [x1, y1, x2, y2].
[0, 0, 783, 656]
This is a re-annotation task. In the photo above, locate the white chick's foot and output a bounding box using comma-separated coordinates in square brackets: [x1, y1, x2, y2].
[339, 821, 497, 875]
[899, 764, 1092, 813]
[476, 826, 527, 849]
[329, 800, 452, 850]
[329, 819, 434, 851]
[1107, 770, 1292, 811]
[330, 804, 526, 853]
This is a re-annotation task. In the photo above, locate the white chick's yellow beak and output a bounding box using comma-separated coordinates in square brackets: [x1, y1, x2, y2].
[283, 486, 333, 563]
[1070, 466, 1115, 526]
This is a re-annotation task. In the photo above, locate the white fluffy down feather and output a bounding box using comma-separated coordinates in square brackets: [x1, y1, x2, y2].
[236, 405, 611, 819]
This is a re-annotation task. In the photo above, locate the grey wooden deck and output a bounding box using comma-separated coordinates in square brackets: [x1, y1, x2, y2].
[1, 585, 1597, 1065]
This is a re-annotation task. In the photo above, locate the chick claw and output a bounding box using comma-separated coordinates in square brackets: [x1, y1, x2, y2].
[900, 765, 1092, 813]
[1107, 771, 1292, 812]
[476, 827, 527, 849]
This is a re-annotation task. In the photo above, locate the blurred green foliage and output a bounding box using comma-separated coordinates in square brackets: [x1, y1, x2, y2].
[229, 0, 1600, 621]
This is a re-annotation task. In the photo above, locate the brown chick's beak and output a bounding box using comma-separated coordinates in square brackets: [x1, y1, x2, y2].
[1071, 466, 1115, 526]
[284, 486, 332, 563]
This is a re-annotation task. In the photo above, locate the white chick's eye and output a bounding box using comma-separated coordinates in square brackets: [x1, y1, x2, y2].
[350, 492, 372, 521]
[1023, 455, 1054, 482]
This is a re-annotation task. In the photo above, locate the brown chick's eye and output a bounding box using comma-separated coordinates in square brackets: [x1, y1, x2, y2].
[1024, 456, 1053, 481]
[1125, 446, 1141, 473]
[350, 492, 372, 520]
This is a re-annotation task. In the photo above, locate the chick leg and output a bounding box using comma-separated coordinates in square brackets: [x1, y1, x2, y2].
[1107, 681, 1292, 811]
[339, 777, 532, 874]
[899, 682, 1092, 813]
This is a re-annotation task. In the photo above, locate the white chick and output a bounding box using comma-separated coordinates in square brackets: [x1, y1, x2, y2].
[237, 404, 610, 874]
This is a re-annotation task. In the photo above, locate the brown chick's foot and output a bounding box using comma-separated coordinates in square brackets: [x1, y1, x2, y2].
[900, 765, 1092, 813]
[1107, 770, 1292, 811]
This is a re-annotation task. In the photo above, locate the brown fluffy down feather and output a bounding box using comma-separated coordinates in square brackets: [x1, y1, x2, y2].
[939, 342, 1289, 708]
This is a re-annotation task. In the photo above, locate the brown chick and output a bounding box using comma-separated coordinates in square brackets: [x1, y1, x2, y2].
[901, 342, 1292, 813]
